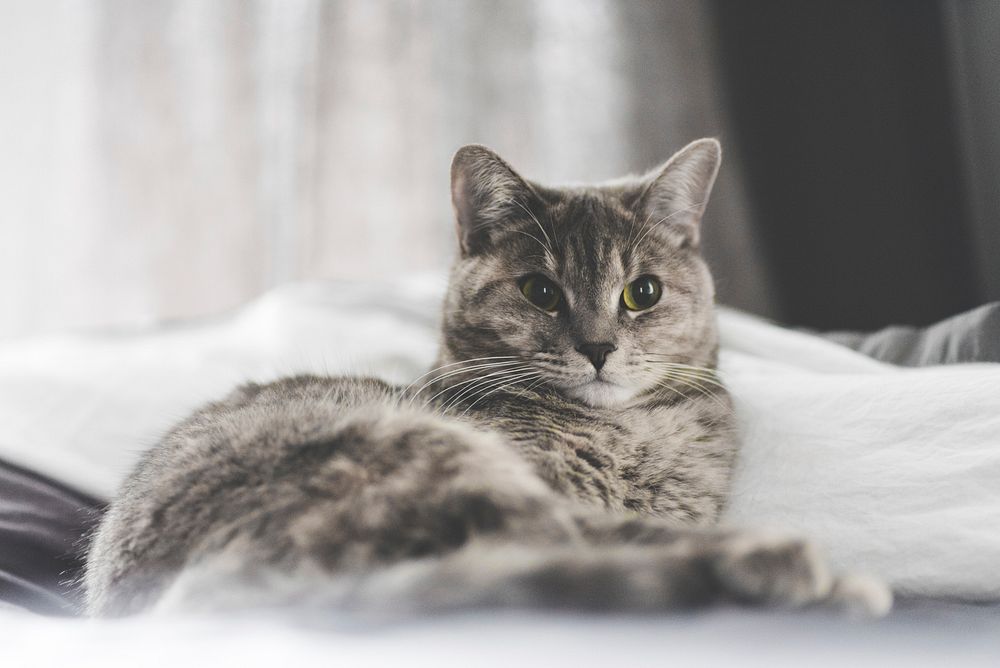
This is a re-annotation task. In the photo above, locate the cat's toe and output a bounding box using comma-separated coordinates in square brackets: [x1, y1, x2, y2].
[824, 572, 893, 618]
[712, 535, 834, 608]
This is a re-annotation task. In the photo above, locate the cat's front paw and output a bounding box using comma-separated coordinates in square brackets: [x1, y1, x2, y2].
[711, 534, 891, 617]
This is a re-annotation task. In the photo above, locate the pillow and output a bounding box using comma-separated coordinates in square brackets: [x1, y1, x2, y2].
[0, 279, 443, 499]
[718, 309, 1000, 600]
[0, 459, 101, 614]
[0, 279, 998, 602]
[821, 302, 1000, 365]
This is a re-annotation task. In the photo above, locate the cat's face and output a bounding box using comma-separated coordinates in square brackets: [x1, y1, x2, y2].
[440, 139, 722, 409]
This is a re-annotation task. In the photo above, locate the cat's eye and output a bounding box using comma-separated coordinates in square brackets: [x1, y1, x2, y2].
[519, 275, 562, 312]
[622, 275, 662, 311]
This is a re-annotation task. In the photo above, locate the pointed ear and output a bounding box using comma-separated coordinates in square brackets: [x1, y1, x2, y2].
[636, 138, 722, 249]
[451, 145, 540, 256]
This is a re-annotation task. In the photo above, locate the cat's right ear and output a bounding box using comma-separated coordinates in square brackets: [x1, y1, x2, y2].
[451, 145, 540, 256]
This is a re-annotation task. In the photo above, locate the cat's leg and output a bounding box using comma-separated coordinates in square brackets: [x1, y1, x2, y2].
[566, 512, 890, 615]
[573, 512, 694, 545]
[336, 534, 890, 617]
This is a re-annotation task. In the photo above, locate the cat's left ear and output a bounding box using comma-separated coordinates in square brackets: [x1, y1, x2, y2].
[636, 138, 722, 249]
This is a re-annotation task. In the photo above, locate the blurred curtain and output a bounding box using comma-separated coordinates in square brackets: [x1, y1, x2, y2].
[0, 0, 769, 337]
[708, 0, 1000, 330]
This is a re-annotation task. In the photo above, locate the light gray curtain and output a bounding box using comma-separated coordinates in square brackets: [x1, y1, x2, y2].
[0, 0, 774, 338]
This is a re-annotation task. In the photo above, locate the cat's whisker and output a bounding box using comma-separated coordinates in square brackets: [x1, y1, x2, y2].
[431, 363, 535, 408]
[440, 369, 539, 415]
[460, 372, 545, 417]
[440, 367, 539, 414]
[651, 369, 731, 413]
[626, 209, 659, 259]
[668, 373, 728, 397]
[508, 228, 553, 255]
[642, 358, 731, 408]
[650, 379, 696, 405]
[643, 358, 726, 384]
[624, 211, 643, 257]
[510, 197, 559, 255]
[426, 371, 511, 413]
[406, 361, 524, 405]
[650, 367, 727, 392]
[636, 252, 701, 261]
[627, 201, 707, 258]
[531, 353, 565, 365]
[670, 375, 729, 411]
[412, 363, 528, 410]
[400, 356, 519, 397]
[648, 364, 726, 392]
[404, 359, 523, 406]
[428, 365, 535, 412]
[513, 375, 548, 400]
[531, 361, 567, 372]
[463, 216, 554, 263]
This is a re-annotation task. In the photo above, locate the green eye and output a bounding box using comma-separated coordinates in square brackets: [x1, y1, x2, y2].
[622, 275, 662, 311]
[520, 275, 562, 312]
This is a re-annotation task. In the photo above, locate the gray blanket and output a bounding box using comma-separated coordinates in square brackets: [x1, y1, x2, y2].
[825, 302, 1000, 365]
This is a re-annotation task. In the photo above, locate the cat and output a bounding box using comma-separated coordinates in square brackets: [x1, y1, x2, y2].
[84, 138, 889, 617]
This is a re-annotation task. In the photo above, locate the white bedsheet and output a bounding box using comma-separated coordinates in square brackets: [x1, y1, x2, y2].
[1, 278, 999, 602]
[1, 602, 998, 667]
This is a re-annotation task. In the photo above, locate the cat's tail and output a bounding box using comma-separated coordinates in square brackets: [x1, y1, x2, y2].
[151, 537, 891, 618]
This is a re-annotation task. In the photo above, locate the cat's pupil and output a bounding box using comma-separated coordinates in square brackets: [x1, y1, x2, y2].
[635, 279, 655, 299]
[623, 275, 662, 311]
[520, 275, 561, 312]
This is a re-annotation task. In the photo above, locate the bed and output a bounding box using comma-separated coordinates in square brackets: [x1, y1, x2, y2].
[1, 277, 998, 666]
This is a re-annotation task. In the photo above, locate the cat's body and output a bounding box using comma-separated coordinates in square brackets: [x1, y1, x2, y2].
[84, 140, 889, 617]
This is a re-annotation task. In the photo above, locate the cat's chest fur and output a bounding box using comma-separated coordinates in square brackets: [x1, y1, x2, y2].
[454, 389, 737, 525]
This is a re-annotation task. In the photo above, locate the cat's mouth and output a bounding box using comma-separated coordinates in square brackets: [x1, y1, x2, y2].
[561, 378, 635, 408]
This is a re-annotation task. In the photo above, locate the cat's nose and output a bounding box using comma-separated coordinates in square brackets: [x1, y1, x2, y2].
[575, 342, 617, 371]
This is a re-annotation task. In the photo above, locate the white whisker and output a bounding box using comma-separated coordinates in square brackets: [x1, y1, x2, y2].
[409, 361, 526, 408]
[628, 201, 706, 257]
[510, 197, 558, 255]
[430, 365, 534, 412]
[402, 358, 521, 406]
[441, 369, 538, 414]
[460, 372, 544, 417]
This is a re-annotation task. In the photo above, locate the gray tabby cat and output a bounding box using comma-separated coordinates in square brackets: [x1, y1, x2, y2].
[84, 139, 889, 617]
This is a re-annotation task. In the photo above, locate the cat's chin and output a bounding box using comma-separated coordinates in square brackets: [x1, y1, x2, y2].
[563, 380, 635, 408]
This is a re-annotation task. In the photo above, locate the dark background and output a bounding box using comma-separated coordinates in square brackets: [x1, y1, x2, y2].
[709, 0, 1000, 330]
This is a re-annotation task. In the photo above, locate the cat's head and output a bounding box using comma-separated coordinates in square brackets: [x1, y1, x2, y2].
[440, 139, 722, 409]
